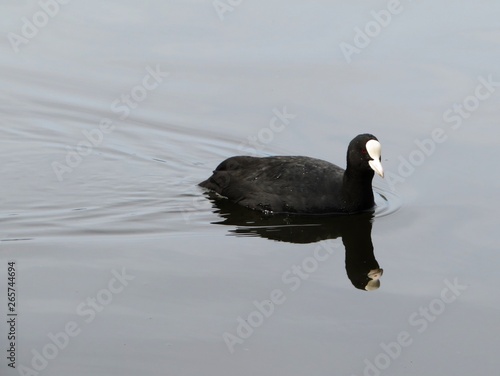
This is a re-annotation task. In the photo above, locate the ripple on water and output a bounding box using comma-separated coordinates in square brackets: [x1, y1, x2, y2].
[374, 186, 402, 218]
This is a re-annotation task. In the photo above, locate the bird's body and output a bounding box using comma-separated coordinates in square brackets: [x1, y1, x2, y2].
[199, 134, 384, 215]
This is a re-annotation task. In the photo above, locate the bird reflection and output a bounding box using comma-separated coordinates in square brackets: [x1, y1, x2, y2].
[204, 192, 383, 291]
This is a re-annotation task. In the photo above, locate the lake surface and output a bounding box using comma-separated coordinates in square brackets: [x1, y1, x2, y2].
[1, 1, 499, 375]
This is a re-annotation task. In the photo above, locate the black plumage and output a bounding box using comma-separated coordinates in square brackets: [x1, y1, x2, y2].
[199, 134, 383, 214]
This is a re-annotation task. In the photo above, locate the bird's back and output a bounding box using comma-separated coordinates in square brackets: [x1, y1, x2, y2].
[199, 156, 345, 213]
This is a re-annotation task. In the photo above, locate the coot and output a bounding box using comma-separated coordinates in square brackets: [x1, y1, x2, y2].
[199, 133, 383, 214]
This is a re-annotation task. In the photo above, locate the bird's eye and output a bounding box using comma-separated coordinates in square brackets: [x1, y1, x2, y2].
[361, 149, 367, 155]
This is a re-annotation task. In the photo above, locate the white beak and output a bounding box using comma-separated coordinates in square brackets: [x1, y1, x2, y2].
[366, 140, 384, 178]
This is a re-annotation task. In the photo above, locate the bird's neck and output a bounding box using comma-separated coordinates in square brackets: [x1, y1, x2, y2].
[341, 168, 375, 213]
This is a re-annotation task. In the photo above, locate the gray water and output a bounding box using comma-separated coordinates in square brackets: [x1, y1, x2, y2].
[1, 1, 499, 375]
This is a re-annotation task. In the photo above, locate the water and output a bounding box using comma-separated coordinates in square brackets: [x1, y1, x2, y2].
[1, 1, 499, 375]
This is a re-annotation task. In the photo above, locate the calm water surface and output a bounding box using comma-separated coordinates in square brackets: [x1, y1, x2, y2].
[1, 1, 499, 375]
